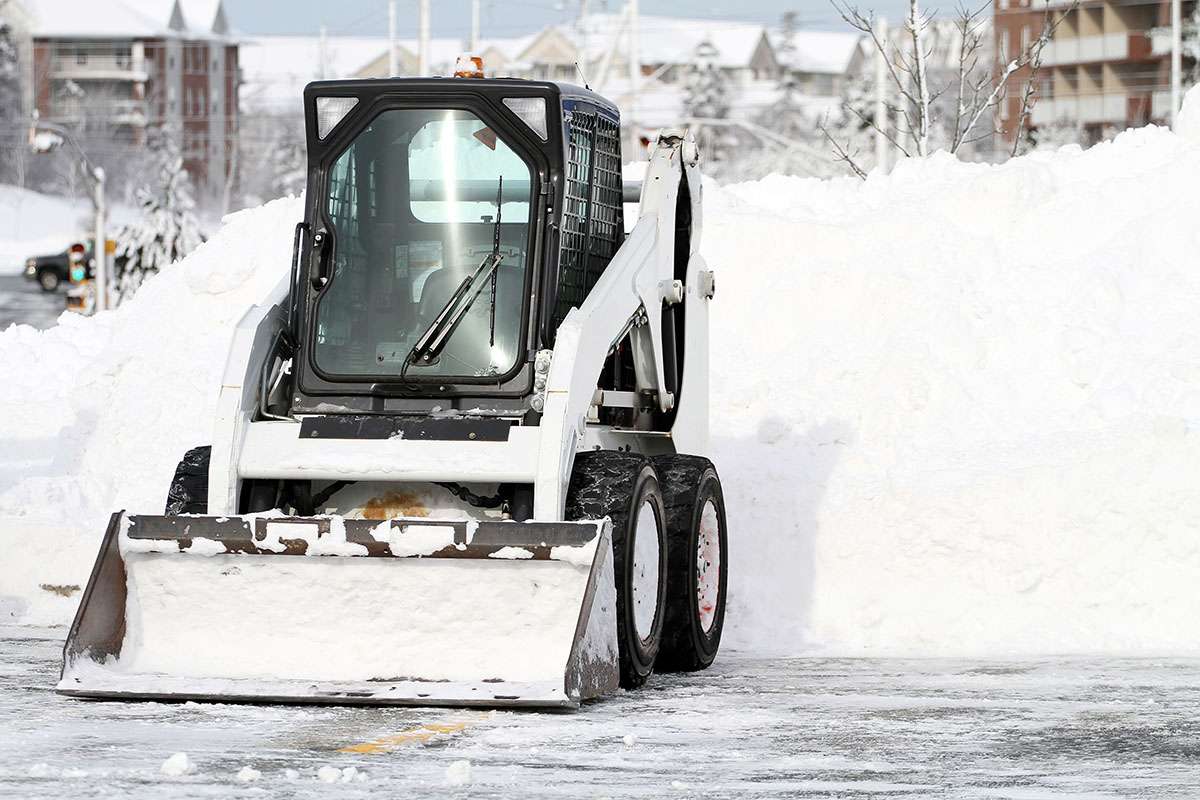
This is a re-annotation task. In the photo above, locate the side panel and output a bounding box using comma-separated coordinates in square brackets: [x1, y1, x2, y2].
[207, 277, 289, 514]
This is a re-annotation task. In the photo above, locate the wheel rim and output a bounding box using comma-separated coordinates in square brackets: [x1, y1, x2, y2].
[631, 499, 661, 643]
[696, 499, 721, 634]
[40, 273, 56, 290]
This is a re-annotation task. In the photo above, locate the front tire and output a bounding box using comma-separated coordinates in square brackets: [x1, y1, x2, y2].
[165, 445, 211, 514]
[38, 270, 60, 292]
[565, 451, 669, 689]
[653, 455, 728, 672]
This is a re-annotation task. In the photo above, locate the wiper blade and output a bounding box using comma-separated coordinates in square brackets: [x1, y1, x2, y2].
[406, 251, 503, 370]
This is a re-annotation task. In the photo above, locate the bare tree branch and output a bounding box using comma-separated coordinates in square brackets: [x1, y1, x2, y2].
[1010, 3, 1075, 156]
[819, 118, 869, 179]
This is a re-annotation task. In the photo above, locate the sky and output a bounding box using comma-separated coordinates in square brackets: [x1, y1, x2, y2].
[222, 0, 924, 39]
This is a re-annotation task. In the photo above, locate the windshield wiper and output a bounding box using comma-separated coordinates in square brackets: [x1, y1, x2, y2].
[403, 178, 504, 375]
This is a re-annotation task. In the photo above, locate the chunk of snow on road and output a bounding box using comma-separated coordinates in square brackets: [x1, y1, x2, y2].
[622, 734, 637, 747]
[316, 765, 365, 783]
[445, 759, 472, 786]
[160, 752, 191, 776]
[283, 768, 299, 780]
[235, 765, 261, 782]
[27, 763, 51, 778]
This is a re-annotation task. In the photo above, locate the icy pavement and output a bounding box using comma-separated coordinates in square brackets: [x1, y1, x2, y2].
[1, 629, 1199, 798]
[0, 275, 62, 330]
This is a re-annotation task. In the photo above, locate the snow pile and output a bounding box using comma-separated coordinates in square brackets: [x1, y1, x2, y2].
[4, 118, 1200, 657]
[710, 122, 1200, 655]
[0, 196, 300, 624]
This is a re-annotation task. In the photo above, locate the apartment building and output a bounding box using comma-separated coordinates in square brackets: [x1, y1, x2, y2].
[23, 0, 239, 194]
[995, 0, 1185, 141]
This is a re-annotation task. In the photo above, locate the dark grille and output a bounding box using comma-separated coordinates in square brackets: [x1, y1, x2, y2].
[553, 105, 624, 331]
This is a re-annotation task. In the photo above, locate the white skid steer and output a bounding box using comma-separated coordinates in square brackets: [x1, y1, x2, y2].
[59, 76, 729, 709]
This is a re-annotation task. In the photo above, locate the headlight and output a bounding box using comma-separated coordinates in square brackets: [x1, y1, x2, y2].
[24, 259, 35, 275]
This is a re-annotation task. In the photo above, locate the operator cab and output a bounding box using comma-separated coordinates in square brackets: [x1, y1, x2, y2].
[283, 78, 626, 417]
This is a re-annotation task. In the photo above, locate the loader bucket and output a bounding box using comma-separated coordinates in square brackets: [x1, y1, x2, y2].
[58, 512, 619, 709]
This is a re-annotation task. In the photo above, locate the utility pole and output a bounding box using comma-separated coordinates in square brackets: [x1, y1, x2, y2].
[1171, 0, 1182, 127]
[626, 0, 640, 156]
[874, 17, 889, 171]
[578, 0, 590, 84]
[418, 0, 431, 76]
[469, 0, 481, 52]
[29, 118, 107, 312]
[388, 0, 399, 76]
[318, 24, 328, 80]
[92, 169, 107, 313]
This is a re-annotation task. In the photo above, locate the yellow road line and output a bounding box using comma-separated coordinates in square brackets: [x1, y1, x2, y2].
[339, 721, 472, 754]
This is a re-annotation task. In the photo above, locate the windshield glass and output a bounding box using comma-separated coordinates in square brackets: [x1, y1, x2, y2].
[314, 108, 533, 380]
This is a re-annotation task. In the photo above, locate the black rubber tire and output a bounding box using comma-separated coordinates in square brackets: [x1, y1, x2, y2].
[38, 270, 59, 292]
[565, 450, 668, 689]
[652, 454, 728, 672]
[164, 445, 211, 515]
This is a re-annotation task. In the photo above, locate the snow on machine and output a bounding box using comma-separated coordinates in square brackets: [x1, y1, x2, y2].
[59, 74, 728, 709]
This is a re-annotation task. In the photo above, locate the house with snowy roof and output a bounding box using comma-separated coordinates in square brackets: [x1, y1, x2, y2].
[19, 0, 239, 195]
[768, 29, 863, 98]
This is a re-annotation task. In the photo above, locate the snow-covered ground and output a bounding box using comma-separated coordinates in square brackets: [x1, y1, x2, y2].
[4, 628, 1200, 798]
[4, 106, 1200, 658]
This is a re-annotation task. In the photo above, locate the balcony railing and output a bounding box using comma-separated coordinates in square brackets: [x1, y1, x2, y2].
[47, 99, 148, 126]
[50, 55, 150, 81]
[1039, 32, 1147, 66]
[1031, 90, 1159, 125]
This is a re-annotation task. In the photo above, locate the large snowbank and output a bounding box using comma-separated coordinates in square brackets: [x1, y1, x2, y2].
[4, 122, 1200, 656]
[0, 197, 300, 624]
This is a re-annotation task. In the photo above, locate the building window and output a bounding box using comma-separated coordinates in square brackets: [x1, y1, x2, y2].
[1000, 0, 1008, 10]
[75, 48, 86, 65]
[1021, 25, 1031, 52]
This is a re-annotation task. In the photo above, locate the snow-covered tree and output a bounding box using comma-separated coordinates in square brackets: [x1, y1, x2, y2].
[768, 11, 810, 138]
[113, 131, 204, 302]
[684, 39, 730, 120]
[0, 6, 24, 186]
[684, 39, 738, 166]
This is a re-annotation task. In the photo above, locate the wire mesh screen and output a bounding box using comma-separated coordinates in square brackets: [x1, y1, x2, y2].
[552, 104, 624, 332]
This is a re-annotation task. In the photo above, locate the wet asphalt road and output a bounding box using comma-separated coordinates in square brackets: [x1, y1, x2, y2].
[2, 627, 1200, 798]
[0, 274, 64, 330]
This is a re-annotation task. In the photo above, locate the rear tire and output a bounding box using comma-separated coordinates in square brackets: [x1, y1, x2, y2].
[653, 455, 728, 672]
[165, 445, 211, 515]
[38, 270, 60, 292]
[565, 451, 668, 689]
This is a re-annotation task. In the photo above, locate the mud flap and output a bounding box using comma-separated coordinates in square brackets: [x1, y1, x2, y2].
[58, 512, 619, 709]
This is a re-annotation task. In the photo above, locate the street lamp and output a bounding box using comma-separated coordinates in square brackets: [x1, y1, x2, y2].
[28, 113, 108, 312]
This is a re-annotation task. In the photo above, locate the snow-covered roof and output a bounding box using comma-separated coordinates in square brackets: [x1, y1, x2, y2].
[239, 35, 388, 112]
[179, 0, 228, 35]
[562, 14, 770, 69]
[25, 0, 233, 40]
[770, 30, 861, 75]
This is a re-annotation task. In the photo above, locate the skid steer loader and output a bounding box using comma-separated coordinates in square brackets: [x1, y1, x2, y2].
[58, 76, 728, 709]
